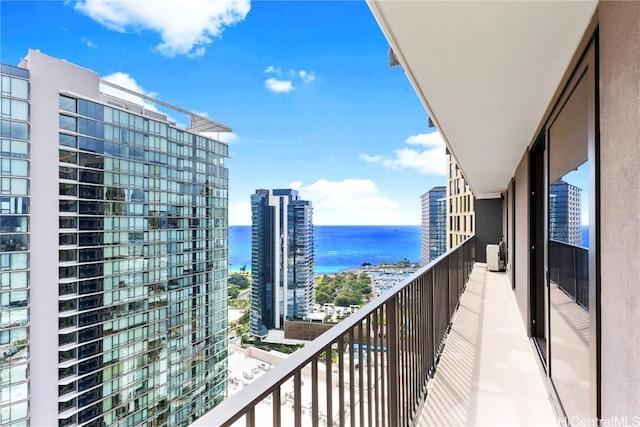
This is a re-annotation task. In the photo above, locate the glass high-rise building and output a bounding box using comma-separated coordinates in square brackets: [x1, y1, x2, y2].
[549, 180, 582, 246]
[2, 50, 230, 427]
[249, 189, 315, 338]
[421, 186, 447, 265]
[0, 63, 30, 427]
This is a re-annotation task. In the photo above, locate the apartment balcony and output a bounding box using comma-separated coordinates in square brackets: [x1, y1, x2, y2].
[194, 237, 557, 427]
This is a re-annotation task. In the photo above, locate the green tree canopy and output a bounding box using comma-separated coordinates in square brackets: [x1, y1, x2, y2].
[228, 284, 240, 299]
[229, 273, 250, 289]
[316, 291, 333, 305]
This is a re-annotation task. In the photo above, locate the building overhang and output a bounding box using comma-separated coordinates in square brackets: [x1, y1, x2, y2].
[368, 1, 598, 198]
[100, 79, 232, 134]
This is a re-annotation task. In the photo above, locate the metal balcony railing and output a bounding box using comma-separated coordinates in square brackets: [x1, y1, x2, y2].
[196, 237, 476, 427]
[548, 239, 589, 310]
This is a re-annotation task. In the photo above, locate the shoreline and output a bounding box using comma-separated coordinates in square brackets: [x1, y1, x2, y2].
[229, 264, 421, 276]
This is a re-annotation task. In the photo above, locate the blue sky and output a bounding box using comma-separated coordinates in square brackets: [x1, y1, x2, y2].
[0, 0, 447, 225]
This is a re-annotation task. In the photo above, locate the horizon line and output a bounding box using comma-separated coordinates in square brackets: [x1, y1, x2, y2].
[228, 224, 422, 227]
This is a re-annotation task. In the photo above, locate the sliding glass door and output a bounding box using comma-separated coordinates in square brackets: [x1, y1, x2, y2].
[546, 41, 597, 422]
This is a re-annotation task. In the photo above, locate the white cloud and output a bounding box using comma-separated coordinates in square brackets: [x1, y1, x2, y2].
[229, 200, 251, 226]
[219, 132, 239, 143]
[361, 132, 447, 176]
[289, 180, 304, 190]
[291, 179, 404, 225]
[299, 70, 316, 83]
[74, 0, 250, 57]
[100, 72, 159, 112]
[359, 154, 385, 163]
[265, 78, 294, 93]
[264, 65, 281, 75]
[264, 66, 315, 93]
[81, 37, 98, 48]
[405, 132, 444, 147]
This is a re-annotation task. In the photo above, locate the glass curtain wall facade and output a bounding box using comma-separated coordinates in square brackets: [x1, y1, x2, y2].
[249, 190, 274, 338]
[8, 50, 230, 427]
[0, 64, 30, 427]
[434, 197, 447, 259]
[56, 95, 229, 427]
[287, 199, 314, 320]
[421, 186, 446, 265]
[249, 190, 315, 338]
[549, 181, 582, 246]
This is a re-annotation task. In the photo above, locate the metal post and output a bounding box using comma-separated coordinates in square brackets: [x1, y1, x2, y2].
[312, 358, 319, 427]
[338, 338, 345, 427]
[246, 407, 255, 427]
[349, 330, 356, 427]
[386, 297, 399, 427]
[366, 315, 373, 427]
[326, 346, 333, 427]
[294, 371, 302, 427]
[273, 388, 281, 427]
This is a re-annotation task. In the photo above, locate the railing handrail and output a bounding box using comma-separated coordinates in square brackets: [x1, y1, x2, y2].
[549, 238, 588, 251]
[193, 236, 476, 426]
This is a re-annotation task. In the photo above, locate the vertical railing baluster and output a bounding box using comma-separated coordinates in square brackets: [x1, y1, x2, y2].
[380, 306, 386, 427]
[326, 346, 333, 427]
[358, 322, 364, 426]
[405, 286, 410, 421]
[312, 357, 319, 427]
[401, 289, 407, 425]
[338, 338, 345, 427]
[349, 329, 356, 427]
[246, 407, 255, 427]
[386, 297, 399, 427]
[414, 276, 426, 399]
[418, 276, 424, 393]
[412, 282, 418, 416]
[412, 281, 418, 416]
[407, 285, 413, 419]
[398, 291, 405, 420]
[273, 387, 281, 427]
[416, 282, 421, 412]
[366, 314, 373, 427]
[294, 371, 302, 427]
[373, 311, 379, 426]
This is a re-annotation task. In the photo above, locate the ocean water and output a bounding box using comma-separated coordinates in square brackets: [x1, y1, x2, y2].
[229, 226, 421, 274]
[581, 225, 589, 248]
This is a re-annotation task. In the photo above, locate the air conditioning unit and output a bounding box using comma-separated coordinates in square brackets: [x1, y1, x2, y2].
[486, 244, 500, 271]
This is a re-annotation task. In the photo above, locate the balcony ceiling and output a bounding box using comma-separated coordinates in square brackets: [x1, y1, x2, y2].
[368, 1, 597, 198]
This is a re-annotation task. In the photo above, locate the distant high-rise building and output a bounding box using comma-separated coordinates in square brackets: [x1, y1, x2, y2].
[1, 50, 230, 426]
[446, 150, 475, 249]
[549, 180, 582, 246]
[250, 189, 315, 338]
[421, 186, 447, 265]
[0, 62, 30, 427]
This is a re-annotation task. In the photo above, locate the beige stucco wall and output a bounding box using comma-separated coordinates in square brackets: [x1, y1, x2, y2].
[506, 180, 515, 288]
[599, 2, 640, 418]
[513, 154, 531, 334]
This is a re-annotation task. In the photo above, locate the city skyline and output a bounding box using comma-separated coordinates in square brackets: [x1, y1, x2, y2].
[0, 0, 447, 226]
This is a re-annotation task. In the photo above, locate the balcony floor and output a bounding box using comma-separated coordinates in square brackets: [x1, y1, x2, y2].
[418, 263, 557, 426]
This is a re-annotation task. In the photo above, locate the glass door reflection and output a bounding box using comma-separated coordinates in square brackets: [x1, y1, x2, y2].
[548, 69, 591, 420]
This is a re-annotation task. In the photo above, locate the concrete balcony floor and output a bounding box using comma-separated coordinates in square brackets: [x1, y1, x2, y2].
[418, 264, 558, 426]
